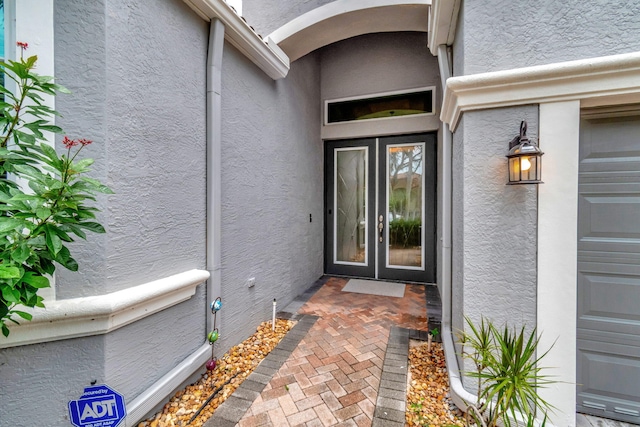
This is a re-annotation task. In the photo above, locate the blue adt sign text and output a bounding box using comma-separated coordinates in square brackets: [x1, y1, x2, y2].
[68, 384, 126, 427]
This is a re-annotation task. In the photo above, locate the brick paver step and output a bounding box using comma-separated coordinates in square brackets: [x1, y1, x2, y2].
[209, 277, 431, 427]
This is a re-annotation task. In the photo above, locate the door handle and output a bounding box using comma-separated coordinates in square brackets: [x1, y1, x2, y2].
[378, 215, 384, 243]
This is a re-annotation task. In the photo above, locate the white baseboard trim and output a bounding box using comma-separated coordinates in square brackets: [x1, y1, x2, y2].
[126, 343, 211, 426]
[2, 269, 210, 348]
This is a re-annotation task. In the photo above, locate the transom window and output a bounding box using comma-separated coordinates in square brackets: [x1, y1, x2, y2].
[325, 87, 434, 124]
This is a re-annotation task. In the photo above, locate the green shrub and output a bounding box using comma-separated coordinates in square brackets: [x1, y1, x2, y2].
[0, 52, 112, 337]
[389, 218, 421, 247]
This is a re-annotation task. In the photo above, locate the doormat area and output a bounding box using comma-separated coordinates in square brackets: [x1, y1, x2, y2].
[342, 279, 406, 298]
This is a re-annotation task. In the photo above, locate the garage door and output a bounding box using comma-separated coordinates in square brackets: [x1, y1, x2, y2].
[577, 111, 640, 424]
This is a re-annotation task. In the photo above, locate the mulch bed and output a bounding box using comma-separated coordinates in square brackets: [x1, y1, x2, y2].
[136, 319, 295, 427]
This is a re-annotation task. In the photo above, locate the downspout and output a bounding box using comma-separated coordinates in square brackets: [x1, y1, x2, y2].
[436, 43, 477, 410]
[207, 19, 224, 333]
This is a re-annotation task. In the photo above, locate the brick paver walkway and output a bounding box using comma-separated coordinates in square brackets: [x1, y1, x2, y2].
[238, 277, 429, 426]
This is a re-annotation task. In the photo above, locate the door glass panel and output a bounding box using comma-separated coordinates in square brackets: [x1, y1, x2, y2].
[335, 147, 368, 265]
[387, 144, 424, 268]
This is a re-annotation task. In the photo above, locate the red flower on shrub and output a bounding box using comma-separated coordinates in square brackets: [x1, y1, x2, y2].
[62, 136, 79, 149]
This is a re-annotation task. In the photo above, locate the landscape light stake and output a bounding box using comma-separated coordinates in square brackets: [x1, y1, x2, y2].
[272, 298, 277, 331]
[206, 297, 222, 371]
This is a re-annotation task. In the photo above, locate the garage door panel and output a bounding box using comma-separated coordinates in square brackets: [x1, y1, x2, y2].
[576, 343, 640, 423]
[578, 114, 640, 422]
[578, 328, 640, 348]
[577, 343, 640, 399]
[577, 270, 640, 333]
[577, 193, 640, 245]
[578, 251, 640, 265]
[580, 115, 640, 165]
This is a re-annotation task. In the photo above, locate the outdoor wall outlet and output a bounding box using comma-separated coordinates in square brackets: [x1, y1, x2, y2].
[247, 277, 256, 288]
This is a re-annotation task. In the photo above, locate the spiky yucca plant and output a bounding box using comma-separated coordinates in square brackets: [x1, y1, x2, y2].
[459, 317, 555, 427]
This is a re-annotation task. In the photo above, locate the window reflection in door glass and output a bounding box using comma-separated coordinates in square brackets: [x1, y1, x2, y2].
[387, 144, 423, 268]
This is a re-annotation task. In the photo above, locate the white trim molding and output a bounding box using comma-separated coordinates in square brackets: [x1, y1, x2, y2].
[269, 0, 430, 62]
[441, 51, 640, 131]
[427, 0, 460, 55]
[1, 269, 210, 348]
[126, 343, 211, 426]
[537, 101, 580, 427]
[182, 0, 289, 79]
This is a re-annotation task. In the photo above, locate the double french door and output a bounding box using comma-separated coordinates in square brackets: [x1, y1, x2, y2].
[325, 134, 436, 283]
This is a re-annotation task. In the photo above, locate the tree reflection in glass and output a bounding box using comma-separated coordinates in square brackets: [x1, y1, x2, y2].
[388, 144, 423, 267]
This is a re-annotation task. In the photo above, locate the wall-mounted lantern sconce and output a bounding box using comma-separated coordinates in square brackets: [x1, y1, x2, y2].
[506, 121, 543, 185]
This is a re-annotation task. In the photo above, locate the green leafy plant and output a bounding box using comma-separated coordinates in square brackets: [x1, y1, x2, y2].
[389, 218, 421, 248]
[458, 317, 554, 427]
[0, 47, 112, 337]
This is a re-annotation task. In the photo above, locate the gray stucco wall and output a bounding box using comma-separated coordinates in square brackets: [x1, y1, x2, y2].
[55, 0, 208, 298]
[320, 32, 439, 103]
[458, 0, 640, 75]
[242, 0, 335, 36]
[0, 2, 208, 426]
[54, 0, 109, 298]
[452, 106, 539, 380]
[0, 336, 105, 427]
[218, 44, 323, 353]
[104, 288, 206, 400]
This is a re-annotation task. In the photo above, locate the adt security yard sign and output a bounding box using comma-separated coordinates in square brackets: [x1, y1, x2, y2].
[68, 384, 126, 427]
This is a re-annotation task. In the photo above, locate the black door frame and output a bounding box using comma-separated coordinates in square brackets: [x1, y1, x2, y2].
[324, 138, 376, 278]
[324, 133, 437, 283]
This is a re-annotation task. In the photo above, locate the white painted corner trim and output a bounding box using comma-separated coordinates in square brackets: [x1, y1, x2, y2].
[1, 269, 210, 349]
[427, 0, 460, 55]
[182, 0, 290, 79]
[441, 51, 640, 131]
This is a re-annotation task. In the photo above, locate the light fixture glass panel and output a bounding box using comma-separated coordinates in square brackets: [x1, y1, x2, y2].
[509, 158, 520, 182]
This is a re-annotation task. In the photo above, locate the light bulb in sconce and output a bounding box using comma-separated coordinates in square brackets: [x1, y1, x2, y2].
[521, 157, 532, 171]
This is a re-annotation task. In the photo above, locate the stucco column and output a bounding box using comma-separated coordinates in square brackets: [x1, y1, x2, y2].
[537, 100, 580, 427]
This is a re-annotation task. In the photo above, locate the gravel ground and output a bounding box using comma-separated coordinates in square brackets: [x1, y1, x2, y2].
[136, 319, 295, 427]
[136, 322, 464, 427]
[406, 340, 465, 427]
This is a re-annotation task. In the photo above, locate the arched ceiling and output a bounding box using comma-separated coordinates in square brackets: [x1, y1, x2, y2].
[268, 0, 431, 62]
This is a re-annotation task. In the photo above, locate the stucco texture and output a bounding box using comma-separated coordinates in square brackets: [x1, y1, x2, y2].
[451, 107, 539, 378]
[458, 0, 640, 75]
[242, 0, 335, 36]
[0, 2, 209, 426]
[55, 0, 208, 298]
[0, 336, 105, 427]
[218, 44, 323, 353]
[320, 32, 439, 103]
